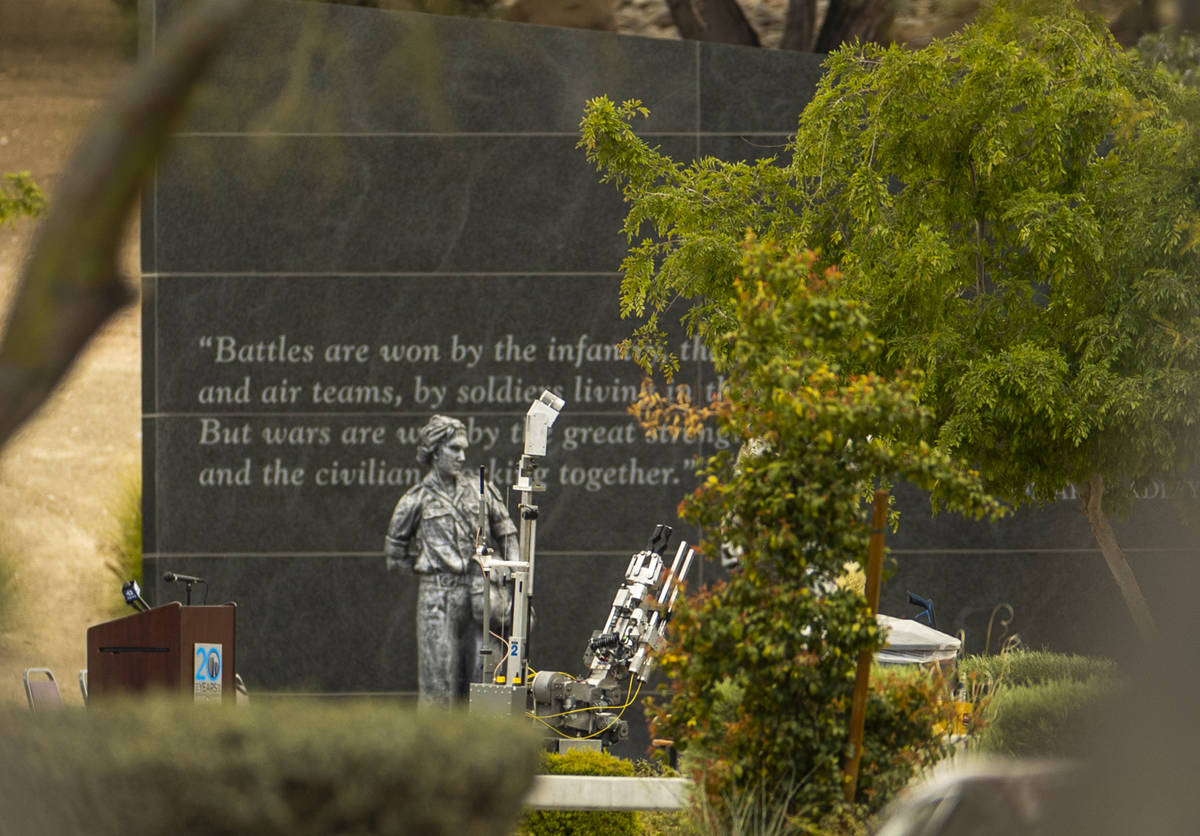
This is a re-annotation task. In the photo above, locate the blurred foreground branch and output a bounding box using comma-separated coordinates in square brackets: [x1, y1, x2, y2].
[0, 0, 251, 451]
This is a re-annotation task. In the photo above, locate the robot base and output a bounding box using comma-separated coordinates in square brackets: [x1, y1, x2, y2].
[468, 681, 526, 718]
[469, 681, 622, 752]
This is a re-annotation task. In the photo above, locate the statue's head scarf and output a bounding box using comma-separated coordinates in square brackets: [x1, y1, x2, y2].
[416, 414, 467, 466]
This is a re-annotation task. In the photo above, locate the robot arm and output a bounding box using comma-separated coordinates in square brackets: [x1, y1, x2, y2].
[530, 526, 695, 749]
[584, 526, 695, 685]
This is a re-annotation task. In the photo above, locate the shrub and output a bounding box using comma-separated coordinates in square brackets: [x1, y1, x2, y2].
[0, 171, 44, 227]
[518, 748, 640, 836]
[975, 676, 1118, 758]
[0, 698, 539, 835]
[856, 668, 957, 808]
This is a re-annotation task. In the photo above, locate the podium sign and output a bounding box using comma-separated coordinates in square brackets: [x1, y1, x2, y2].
[193, 642, 224, 702]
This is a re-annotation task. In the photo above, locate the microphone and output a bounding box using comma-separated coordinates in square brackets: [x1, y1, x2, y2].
[122, 580, 150, 612]
[163, 571, 207, 604]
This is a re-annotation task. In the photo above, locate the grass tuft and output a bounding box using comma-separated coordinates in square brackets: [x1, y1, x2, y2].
[103, 472, 142, 614]
[0, 547, 19, 633]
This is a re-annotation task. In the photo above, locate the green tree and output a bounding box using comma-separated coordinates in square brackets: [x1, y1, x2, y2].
[579, 0, 1200, 645]
[646, 236, 998, 827]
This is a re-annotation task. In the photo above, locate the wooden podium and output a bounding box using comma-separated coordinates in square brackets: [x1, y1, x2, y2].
[86, 602, 236, 704]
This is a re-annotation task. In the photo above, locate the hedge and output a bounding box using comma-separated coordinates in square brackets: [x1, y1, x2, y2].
[0, 698, 539, 836]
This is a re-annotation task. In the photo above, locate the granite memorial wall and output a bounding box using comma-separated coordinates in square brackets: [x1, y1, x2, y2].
[141, 0, 1193, 730]
[140, 0, 824, 716]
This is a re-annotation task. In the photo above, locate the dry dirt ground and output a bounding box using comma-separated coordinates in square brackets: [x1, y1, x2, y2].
[0, 0, 142, 707]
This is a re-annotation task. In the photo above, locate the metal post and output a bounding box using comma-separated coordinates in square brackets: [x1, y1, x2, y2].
[476, 466, 492, 682]
[502, 390, 562, 687]
[844, 489, 888, 804]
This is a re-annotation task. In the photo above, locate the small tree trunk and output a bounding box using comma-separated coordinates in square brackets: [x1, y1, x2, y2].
[665, 0, 760, 46]
[814, 0, 894, 54]
[1109, 0, 1161, 46]
[780, 0, 817, 51]
[1077, 473, 1160, 645]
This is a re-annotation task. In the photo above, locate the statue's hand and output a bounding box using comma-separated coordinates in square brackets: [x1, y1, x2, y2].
[386, 555, 412, 573]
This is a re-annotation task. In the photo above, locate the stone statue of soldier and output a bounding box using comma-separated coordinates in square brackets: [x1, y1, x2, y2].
[385, 415, 518, 705]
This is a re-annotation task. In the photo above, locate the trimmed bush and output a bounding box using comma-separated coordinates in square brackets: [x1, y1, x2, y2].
[958, 651, 1117, 690]
[517, 748, 640, 836]
[0, 698, 539, 835]
[975, 676, 1117, 758]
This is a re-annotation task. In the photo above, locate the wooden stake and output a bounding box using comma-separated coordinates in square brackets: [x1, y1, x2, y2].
[843, 489, 888, 804]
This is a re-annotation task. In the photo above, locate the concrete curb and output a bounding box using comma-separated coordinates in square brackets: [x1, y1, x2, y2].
[524, 775, 692, 811]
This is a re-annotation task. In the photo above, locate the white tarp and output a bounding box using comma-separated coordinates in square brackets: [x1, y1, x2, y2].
[876, 614, 961, 665]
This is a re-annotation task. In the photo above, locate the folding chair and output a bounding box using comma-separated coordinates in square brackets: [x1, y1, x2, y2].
[23, 668, 64, 711]
[79, 669, 88, 704]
